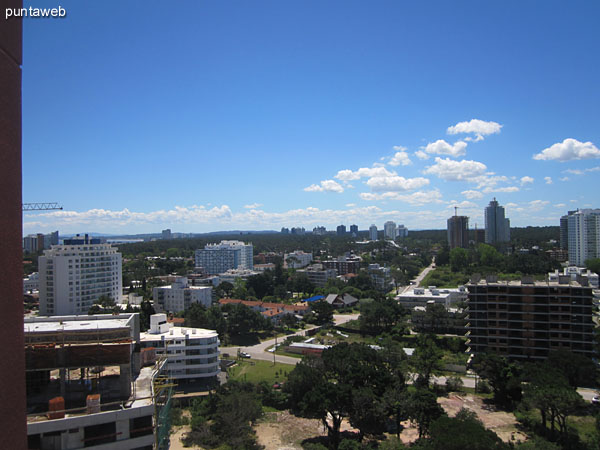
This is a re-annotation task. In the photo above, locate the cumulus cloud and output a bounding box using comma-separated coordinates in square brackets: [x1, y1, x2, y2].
[422, 139, 468, 157]
[388, 147, 412, 166]
[520, 176, 534, 186]
[554, 203, 566, 208]
[447, 119, 502, 141]
[244, 203, 263, 209]
[366, 175, 430, 192]
[335, 166, 395, 181]
[461, 190, 483, 199]
[304, 179, 344, 193]
[423, 157, 487, 181]
[359, 189, 443, 205]
[564, 166, 600, 176]
[560, 176, 570, 182]
[533, 138, 600, 161]
[483, 186, 519, 193]
[414, 150, 429, 160]
[544, 176, 553, 184]
[528, 200, 550, 211]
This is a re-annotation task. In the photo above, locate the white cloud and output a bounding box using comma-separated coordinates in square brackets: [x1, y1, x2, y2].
[520, 176, 534, 185]
[422, 139, 468, 157]
[528, 200, 550, 211]
[564, 166, 600, 176]
[554, 203, 566, 208]
[544, 176, 553, 184]
[447, 200, 478, 209]
[244, 203, 263, 209]
[304, 179, 344, 193]
[505, 202, 519, 208]
[447, 119, 502, 141]
[533, 138, 600, 161]
[345, 203, 356, 207]
[388, 148, 412, 166]
[360, 190, 443, 205]
[461, 190, 483, 199]
[483, 186, 519, 193]
[560, 176, 570, 182]
[414, 150, 429, 160]
[366, 175, 430, 192]
[564, 169, 584, 175]
[335, 166, 395, 181]
[424, 157, 487, 181]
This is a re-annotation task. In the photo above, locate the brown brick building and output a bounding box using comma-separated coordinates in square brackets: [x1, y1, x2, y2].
[466, 275, 595, 360]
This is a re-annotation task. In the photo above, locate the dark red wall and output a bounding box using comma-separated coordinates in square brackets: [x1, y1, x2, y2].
[0, 0, 26, 448]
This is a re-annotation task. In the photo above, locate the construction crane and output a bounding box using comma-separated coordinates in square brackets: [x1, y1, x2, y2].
[22, 203, 63, 211]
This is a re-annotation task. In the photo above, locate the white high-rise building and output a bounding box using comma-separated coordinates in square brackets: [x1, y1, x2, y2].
[140, 314, 220, 382]
[195, 240, 253, 274]
[39, 234, 122, 316]
[153, 277, 212, 313]
[369, 224, 378, 241]
[384, 221, 397, 240]
[567, 209, 600, 267]
[484, 198, 510, 244]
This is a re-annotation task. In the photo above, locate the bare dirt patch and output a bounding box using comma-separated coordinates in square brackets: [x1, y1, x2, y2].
[438, 393, 527, 443]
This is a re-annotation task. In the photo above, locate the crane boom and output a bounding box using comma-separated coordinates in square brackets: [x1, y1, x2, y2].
[23, 203, 63, 211]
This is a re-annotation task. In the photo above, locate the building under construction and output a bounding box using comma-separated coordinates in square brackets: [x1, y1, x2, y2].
[25, 313, 173, 450]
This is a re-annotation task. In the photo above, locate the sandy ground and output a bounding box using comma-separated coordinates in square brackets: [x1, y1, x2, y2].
[170, 393, 525, 450]
[253, 394, 526, 450]
[438, 393, 527, 443]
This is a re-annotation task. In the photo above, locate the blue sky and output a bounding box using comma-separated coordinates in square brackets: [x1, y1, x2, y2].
[22, 1, 600, 235]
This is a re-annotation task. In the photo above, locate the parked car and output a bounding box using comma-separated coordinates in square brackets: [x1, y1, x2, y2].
[592, 395, 600, 405]
[239, 352, 251, 359]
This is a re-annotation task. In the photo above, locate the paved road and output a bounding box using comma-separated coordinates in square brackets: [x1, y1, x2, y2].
[221, 313, 360, 365]
[399, 259, 436, 293]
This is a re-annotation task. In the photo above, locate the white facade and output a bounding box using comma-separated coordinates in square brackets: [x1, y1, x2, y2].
[567, 209, 600, 267]
[195, 240, 253, 274]
[284, 250, 313, 269]
[397, 224, 408, 238]
[39, 234, 122, 316]
[140, 314, 220, 381]
[218, 268, 259, 284]
[395, 286, 467, 309]
[548, 267, 599, 288]
[23, 271, 40, 294]
[384, 221, 397, 240]
[153, 277, 212, 313]
[369, 224, 378, 241]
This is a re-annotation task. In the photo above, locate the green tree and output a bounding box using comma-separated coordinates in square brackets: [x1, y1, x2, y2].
[427, 408, 507, 449]
[402, 389, 444, 439]
[410, 334, 443, 388]
[359, 297, 408, 335]
[523, 363, 584, 436]
[285, 343, 392, 449]
[309, 300, 334, 325]
[449, 247, 469, 272]
[585, 258, 600, 274]
[471, 353, 521, 407]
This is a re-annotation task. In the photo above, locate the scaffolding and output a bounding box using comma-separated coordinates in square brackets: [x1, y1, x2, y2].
[154, 366, 176, 450]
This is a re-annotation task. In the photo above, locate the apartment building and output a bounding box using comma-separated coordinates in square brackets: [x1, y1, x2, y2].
[567, 208, 600, 266]
[465, 274, 595, 360]
[153, 276, 212, 313]
[447, 215, 469, 249]
[296, 264, 338, 287]
[38, 234, 122, 316]
[484, 198, 510, 244]
[140, 314, 220, 383]
[284, 250, 313, 269]
[194, 240, 253, 274]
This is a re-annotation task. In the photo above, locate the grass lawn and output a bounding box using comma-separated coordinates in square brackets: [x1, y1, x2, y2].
[228, 359, 294, 384]
[515, 408, 599, 446]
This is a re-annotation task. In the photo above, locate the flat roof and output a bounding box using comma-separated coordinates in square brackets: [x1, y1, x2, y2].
[25, 318, 131, 334]
[140, 326, 218, 342]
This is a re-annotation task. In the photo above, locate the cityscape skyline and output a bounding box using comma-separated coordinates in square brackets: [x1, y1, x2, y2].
[22, 1, 600, 234]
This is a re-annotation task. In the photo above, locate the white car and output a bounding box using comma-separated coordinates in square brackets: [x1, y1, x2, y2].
[239, 352, 251, 359]
[592, 395, 600, 405]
